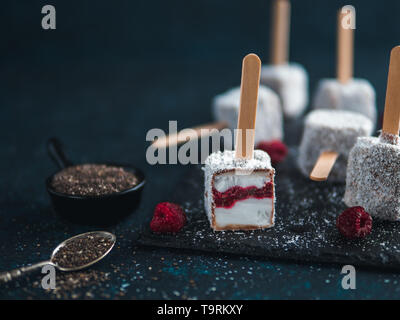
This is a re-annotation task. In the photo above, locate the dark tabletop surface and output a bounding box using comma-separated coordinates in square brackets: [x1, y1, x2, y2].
[1, 0, 400, 299]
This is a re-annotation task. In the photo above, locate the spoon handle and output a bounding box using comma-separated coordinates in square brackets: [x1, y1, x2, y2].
[47, 138, 73, 169]
[0, 261, 52, 283]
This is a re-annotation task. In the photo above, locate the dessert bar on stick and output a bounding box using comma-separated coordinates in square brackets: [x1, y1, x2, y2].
[212, 85, 283, 145]
[298, 109, 373, 182]
[312, 8, 376, 124]
[260, 0, 308, 118]
[344, 46, 400, 220]
[204, 54, 276, 231]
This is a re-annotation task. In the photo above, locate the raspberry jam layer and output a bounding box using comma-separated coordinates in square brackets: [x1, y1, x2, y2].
[212, 182, 273, 209]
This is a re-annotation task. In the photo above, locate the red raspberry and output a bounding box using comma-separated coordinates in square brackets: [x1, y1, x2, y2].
[336, 206, 372, 239]
[150, 202, 186, 233]
[255, 140, 288, 165]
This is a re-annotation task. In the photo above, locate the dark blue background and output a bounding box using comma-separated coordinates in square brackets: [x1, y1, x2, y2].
[1, 0, 400, 299]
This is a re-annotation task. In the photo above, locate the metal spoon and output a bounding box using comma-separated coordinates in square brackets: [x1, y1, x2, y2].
[0, 231, 116, 283]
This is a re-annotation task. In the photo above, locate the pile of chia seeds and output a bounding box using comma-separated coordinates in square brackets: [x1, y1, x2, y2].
[51, 164, 139, 196]
[52, 234, 114, 269]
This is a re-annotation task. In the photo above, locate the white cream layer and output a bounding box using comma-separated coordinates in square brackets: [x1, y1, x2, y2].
[213, 172, 271, 193]
[214, 198, 273, 228]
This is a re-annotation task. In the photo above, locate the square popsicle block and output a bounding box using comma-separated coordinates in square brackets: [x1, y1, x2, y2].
[204, 150, 275, 231]
[298, 109, 373, 182]
[344, 134, 400, 221]
[312, 78, 377, 125]
[212, 85, 283, 145]
[260, 63, 308, 118]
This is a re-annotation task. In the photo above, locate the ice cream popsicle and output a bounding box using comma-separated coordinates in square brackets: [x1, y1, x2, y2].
[212, 85, 283, 145]
[344, 46, 400, 220]
[298, 109, 373, 182]
[204, 54, 276, 231]
[260, 0, 308, 118]
[312, 8, 377, 124]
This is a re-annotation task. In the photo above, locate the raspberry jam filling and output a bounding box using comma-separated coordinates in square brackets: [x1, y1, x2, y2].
[213, 182, 273, 209]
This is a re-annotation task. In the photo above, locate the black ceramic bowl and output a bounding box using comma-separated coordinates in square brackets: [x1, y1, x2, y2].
[46, 138, 145, 226]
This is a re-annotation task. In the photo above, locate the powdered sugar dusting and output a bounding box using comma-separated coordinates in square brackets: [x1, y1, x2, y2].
[139, 147, 400, 269]
[204, 150, 272, 173]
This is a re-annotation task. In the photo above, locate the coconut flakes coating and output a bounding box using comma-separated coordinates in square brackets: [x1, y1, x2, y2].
[212, 85, 283, 144]
[298, 109, 373, 182]
[204, 150, 272, 174]
[344, 134, 400, 221]
[312, 78, 377, 125]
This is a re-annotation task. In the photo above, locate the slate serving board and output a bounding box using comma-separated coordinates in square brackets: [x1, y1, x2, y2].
[138, 146, 400, 270]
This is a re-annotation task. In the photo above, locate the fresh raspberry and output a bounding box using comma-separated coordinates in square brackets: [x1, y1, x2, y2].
[336, 206, 372, 239]
[255, 140, 288, 165]
[150, 202, 186, 233]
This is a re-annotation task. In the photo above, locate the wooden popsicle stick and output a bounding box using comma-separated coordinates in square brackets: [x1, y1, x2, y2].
[235, 54, 261, 159]
[337, 9, 354, 83]
[310, 151, 339, 181]
[382, 46, 400, 135]
[270, 0, 291, 65]
[151, 121, 228, 149]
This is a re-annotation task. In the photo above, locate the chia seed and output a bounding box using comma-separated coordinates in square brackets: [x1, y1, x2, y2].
[52, 233, 114, 269]
[51, 164, 139, 196]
